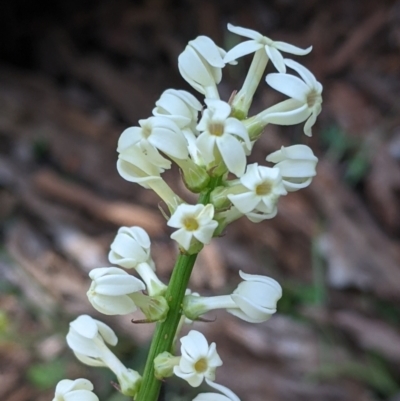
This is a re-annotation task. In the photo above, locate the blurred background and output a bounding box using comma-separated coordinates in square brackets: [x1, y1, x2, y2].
[1, 0, 400, 400]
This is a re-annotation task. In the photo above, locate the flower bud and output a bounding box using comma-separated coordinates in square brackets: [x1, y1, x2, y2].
[53, 379, 99, 401]
[228, 271, 282, 323]
[154, 351, 179, 379]
[178, 36, 226, 99]
[87, 267, 145, 315]
[266, 144, 318, 191]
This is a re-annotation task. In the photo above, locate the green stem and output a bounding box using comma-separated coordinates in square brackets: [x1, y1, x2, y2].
[135, 253, 198, 401]
[135, 180, 219, 401]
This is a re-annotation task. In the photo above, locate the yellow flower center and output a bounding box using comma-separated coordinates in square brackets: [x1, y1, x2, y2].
[194, 358, 208, 373]
[255, 182, 272, 196]
[306, 90, 319, 108]
[209, 122, 224, 137]
[183, 217, 199, 231]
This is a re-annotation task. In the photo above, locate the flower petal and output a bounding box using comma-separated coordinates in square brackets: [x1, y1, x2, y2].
[223, 40, 263, 63]
[266, 73, 309, 101]
[266, 45, 286, 73]
[227, 23, 263, 41]
[217, 135, 246, 177]
[284, 58, 318, 89]
[274, 42, 312, 56]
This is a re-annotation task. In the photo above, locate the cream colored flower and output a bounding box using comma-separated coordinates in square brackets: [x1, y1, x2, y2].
[224, 23, 311, 72]
[87, 267, 145, 315]
[66, 315, 141, 396]
[178, 36, 227, 98]
[168, 204, 218, 251]
[264, 59, 322, 136]
[266, 144, 318, 191]
[196, 99, 250, 177]
[53, 379, 99, 401]
[174, 330, 223, 387]
[227, 163, 287, 216]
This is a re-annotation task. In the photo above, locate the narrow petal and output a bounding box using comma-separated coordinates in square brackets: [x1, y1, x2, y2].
[284, 58, 317, 89]
[263, 104, 311, 126]
[266, 73, 309, 101]
[303, 109, 319, 137]
[204, 379, 241, 401]
[274, 42, 312, 56]
[223, 40, 263, 63]
[227, 23, 263, 41]
[266, 46, 286, 73]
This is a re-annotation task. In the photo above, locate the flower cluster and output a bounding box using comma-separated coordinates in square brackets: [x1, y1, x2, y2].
[54, 22, 321, 401]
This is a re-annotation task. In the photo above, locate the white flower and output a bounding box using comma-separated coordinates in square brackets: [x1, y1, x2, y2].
[118, 116, 188, 161]
[66, 314, 118, 366]
[224, 23, 311, 73]
[265, 58, 323, 136]
[178, 36, 228, 98]
[87, 267, 146, 315]
[193, 379, 240, 401]
[109, 226, 153, 269]
[228, 271, 282, 323]
[117, 147, 182, 211]
[174, 330, 223, 387]
[66, 315, 141, 396]
[108, 226, 166, 296]
[227, 163, 287, 215]
[266, 145, 318, 191]
[167, 204, 218, 251]
[53, 379, 99, 401]
[196, 99, 250, 177]
[152, 89, 202, 130]
[183, 270, 281, 323]
[117, 144, 166, 185]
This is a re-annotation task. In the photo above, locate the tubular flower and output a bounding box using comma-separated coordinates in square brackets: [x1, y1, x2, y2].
[152, 89, 202, 131]
[183, 270, 281, 323]
[178, 36, 228, 99]
[108, 226, 166, 296]
[118, 116, 188, 161]
[227, 163, 287, 217]
[193, 379, 240, 401]
[87, 267, 146, 315]
[117, 147, 182, 211]
[174, 330, 223, 387]
[167, 204, 218, 252]
[53, 379, 99, 401]
[264, 58, 323, 136]
[66, 315, 141, 397]
[196, 99, 250, 177]
[266, 145, 318, 191]
[228, 270, 282, 323]
[224, 23, 311, 73]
